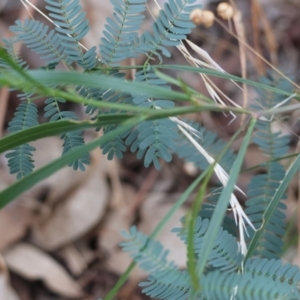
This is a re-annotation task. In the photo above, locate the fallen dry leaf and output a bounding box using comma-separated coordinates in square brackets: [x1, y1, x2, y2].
[81, 0, 113, 48]
[99, 185, 136, 252]
[58, 245, 87, 277]
[98, 185, 145, 279]
[29, 137, 86, 205]
[31, 164, 109, 250]
[0, 204, 30, 252]
[139, 193, 187, 268]
[0, 274, 20, 300]
[4, 243, 83, 299]
[0, 137, 85, 207]
[100, 190, 187, 279]
[0, 254, 20, 300]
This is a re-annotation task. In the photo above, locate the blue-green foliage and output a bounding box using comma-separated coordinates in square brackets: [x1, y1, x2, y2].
[201, 261, 299, 300]
[121, 221, 300, 300]
[92, 0, 148, 158]
[140, 271, 192, 299]
[9, 19, 71, 65]
[7, 0, 95, 174]
[252, 73, 291, 159]
[92, 72, 131, 160]
[175, 121, 236, 174]
[172, 216, 243, 273]
[137, 0, 197, 61]
[245, 162, 286, 259]
[121, 226, 179, 274]
[198, 200, 238, 237]
[1, 39, 39, 179]
[0, 38, 27, 70]
[95, 0, 198, 166]
[101, 124, 128, 160]
[120, 226, 193, 299]
[124, 70, 177, 169]
[6, 100, 38, 179]
[245, 73, 292, 259]
[44, 95, 90, 171]
[253, 120, 290, 158]
[97, 0, 197, 165]
[5, 0, 201, 172]
[45, 0, 97, 69]
[100, 0, 147, 66]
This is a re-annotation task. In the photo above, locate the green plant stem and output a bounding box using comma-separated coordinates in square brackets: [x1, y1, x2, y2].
[103, 171, 205, 300]
[0, 70, 252, 116]
[245, 154, 300, 261]
[0, 115, 146, 207]
[103, 64, 296, 98]
[106, 116, 251, 300]
[0, 116, 131, 154]
[186, 117, 252, 293]
[241, 152, 299, 173]
[196, 118, 257, 280]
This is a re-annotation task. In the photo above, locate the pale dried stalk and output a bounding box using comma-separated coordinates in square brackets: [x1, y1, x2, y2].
[229, 1, 248, 126]
[251, 0, 265, 75]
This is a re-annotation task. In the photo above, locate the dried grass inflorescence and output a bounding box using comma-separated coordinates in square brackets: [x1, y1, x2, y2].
[217, 2, 234, 20]
[190, 9, 214, 28]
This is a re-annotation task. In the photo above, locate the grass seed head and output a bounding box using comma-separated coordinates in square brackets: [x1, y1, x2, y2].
[217, 2, 235, 20]
[190, 9, 215, 28]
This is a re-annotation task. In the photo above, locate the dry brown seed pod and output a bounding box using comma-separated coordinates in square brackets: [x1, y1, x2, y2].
[217, 2, 234, 20]
[190, 9, 215, 28]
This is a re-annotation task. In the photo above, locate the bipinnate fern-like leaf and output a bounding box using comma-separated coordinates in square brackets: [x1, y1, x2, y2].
[245, 74, 292, 259]
[252, 73, 291, 159]
[137, 0, 197, 61]
[88, 68, 178, 166]
[140, 270, 192, 299]
[172, 216, 243, 273]
[44, 95, 90, 171]
[140, 260, 300, 299]
[198, 201, 238, 237]
[121, 226, 193, 299]
[1, 39, 38, 179]
[9, 19, 71, 66]
[45, 0, 96, 69]
[101, 124, 127, 160]
[94, 73, 132, 160]
[6, 100, 39, 179]
[242, 258, 300, 300]
[100, 0, 147, 66]
[253, 119, 290, 159]
[245, 162, 286, 259]
[120, 226, 180, 275]
[175, 121, 236, 174]
[5, 27, 90, 171]
[0, 38, 27, 70]
[79, 70, 131, 160]
[123, 225, 300, 299]
[252, 73, 293, 111]
[201, 263, 299, 300]
[123, 70, 177, 169]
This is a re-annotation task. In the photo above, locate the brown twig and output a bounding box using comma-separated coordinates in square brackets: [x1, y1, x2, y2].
[251, 0, 265, 75]
[0, 88, 9, 137]
[252, 0, 278, 67]
[215, 17, 300, 91]
[126, 165, 160, 217]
